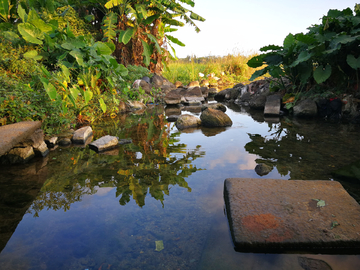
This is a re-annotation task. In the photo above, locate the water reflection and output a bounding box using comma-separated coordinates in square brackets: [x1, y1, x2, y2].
[28, 110, 205, 215]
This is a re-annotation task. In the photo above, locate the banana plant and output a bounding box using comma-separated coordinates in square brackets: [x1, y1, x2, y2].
[102, 0, 205, 72]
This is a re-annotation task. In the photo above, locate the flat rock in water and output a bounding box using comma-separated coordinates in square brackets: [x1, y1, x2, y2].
[72, 126, 93, 144]
[89, 135, 118, 152]
[0, 121, 41, 156]
[224, 178, 360, 253]
[264, 95, 281, 115]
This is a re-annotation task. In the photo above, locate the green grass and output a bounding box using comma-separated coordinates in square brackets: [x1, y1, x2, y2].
[162, 52, 261, 86]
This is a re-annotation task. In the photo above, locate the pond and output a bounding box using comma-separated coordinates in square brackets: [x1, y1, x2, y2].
[0, 103, 360, 270]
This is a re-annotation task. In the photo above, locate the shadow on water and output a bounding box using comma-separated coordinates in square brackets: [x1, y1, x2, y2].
[0, 157, 48, 253]
[0, 104, 360, 269]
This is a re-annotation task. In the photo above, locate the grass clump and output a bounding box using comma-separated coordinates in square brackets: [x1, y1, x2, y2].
[163, 51, 261, 86]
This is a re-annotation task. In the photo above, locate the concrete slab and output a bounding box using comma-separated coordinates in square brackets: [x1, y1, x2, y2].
[0, 121, 42, 156]
[264, 95, 281, 115]
[224, 178, 360, 253]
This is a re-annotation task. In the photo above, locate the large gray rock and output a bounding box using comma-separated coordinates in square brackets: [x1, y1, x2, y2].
[249, 94, 267, 110]
[264, 95, 282, 115]
[200, 108, 232, 127]
[151, 74, 163, 87]
[214, 88, 239, 101]
[72, 126, 93, 144]
[140, 80, 152, 94]
[89, 135, 119, 152]
[175, 114, 201, 130]
[164, 88, 187, 105]
[0, 121, 42, 157]
[293, 99, 318, 118]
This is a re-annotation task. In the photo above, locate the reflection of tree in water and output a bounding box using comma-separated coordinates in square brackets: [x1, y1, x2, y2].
[28, 110, 205, 216]
[244, 118, 360, 180]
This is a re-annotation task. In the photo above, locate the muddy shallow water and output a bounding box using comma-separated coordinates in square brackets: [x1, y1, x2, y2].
[0, 103, 360, 270]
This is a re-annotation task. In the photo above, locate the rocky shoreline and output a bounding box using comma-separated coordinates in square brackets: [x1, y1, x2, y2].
[2, 73, 360, 165]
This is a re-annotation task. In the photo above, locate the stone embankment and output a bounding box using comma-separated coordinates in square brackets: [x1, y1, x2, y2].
[0, 124, 132, 165]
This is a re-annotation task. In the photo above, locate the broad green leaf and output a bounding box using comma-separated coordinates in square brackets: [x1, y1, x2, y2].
[295, 33, 316, 45]
[60, 64, 70, 82]
[70, 87, 79, 102]
[45, 82, 58, 100]
[106, 41, 115, 52]
[249, 67, 269, 81]
[99, 98, 107, 113]
[190, 12, 205, 21]
[145, 33, 161, 53]
[18, 22, 43, 44]
[313, 64, 332, 84]
[116, 63, 128, 76]
[347, 54, 360, 69]
[268, 66, 284, 78]
[61, 42, 75, 50]
[164, 26, 177, 33]
[143, 14, 160, 25]
[70, 49, 85, 66]
[23, 50, 38, 59]
[135, 4, 148, 20]
[27, 9, 40, 22]
[121, 28, 135, 44]
[166, 35, 185, 47]
[105, 0, 124, 9]
[260, 44, 282, 52]
[30, 18, 53, 33]
[247, 55, 265, 68]
[84, 90, 93, 105]
[290, 51, 312, 67]
[283, 33, 296, 49]
[94, 41, 112, 55]
[297, 63, 312, 84]
[180, 0, 195, 7]
[141, 39, 151, 66]
[264, 53, 282, 66]
[17, 4, 27, 22]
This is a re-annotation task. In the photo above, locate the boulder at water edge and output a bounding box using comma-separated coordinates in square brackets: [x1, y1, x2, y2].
[293, 99, 318, 118]
[175, 114, 201, 130]
[200, 108, 232, 127]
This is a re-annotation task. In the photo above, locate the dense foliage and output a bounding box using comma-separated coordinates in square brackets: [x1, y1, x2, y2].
[247, 4, 360, 106]
[0, 0, 204, 133]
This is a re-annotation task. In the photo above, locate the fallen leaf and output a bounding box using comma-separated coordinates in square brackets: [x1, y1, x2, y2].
[155, 240, 164, 251]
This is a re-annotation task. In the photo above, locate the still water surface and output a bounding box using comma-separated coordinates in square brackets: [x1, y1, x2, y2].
[0, 103, 360, 270]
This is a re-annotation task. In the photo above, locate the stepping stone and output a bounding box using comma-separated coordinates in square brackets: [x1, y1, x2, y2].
[224, 178, 360, 253]
[0, 121, 41, 156]
[89, 135, 118, 152]
[264, 95, 281, 115]
[72, 126, 93, 144]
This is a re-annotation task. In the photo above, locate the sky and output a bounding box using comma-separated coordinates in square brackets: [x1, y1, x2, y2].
[172, 0, 358, 58]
